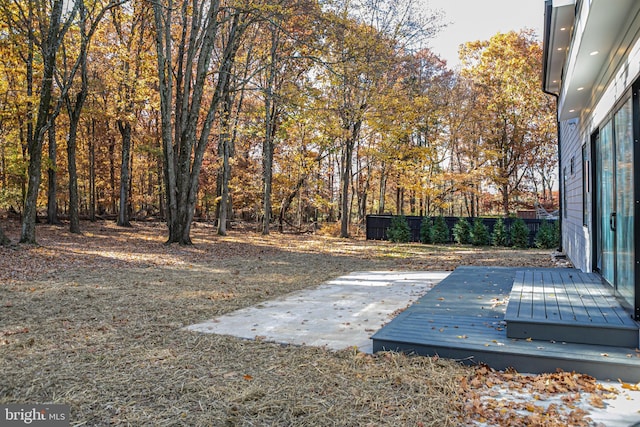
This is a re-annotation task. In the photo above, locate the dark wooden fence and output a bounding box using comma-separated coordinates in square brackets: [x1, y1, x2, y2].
[365, 215, 556, 247]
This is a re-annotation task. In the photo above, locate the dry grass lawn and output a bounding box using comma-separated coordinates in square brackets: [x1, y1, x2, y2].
[1, 219, 606, 426]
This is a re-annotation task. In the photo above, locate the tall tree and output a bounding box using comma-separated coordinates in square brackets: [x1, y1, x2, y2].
[253, 0, 318, 234]
[61, 0, 122, 233]
[151, 0, 250, 244]
[20, 0, 79, 243]
[322, 0, 439, 237]
[110, 0, 154, 227]
[459, 30, 555, 215]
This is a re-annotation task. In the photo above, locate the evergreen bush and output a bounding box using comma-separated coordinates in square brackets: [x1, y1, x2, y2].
[387, 216, 411, 243]
[470, 218, 490, 246]
[511, 218, 530, 248]
[492, 218, 508, 246]
[452, 218, 471, 244]
[431, 216, 450, 244]
[534, 220, 558, 249]
[419, 217, 433, 244]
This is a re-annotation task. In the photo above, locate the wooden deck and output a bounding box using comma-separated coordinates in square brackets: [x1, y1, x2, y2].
[371, 267, 640, 382]
[505, 270, 639, 347]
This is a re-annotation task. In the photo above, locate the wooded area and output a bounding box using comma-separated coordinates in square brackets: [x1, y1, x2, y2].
[0, 0, 557, 244]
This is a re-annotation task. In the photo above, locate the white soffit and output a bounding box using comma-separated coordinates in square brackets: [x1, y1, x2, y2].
[543, 0, 575, 95]
[558, 0, 636, 121]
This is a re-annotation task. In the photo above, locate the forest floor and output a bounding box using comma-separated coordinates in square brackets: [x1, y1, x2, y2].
[0, 219, 634, 426]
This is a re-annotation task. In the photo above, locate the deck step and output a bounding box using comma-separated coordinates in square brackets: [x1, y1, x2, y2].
[371, 266, 640, 382]
[505, 270, 639, 348]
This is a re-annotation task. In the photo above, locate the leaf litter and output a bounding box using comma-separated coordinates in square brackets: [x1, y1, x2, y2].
[0, 219, 636, 426]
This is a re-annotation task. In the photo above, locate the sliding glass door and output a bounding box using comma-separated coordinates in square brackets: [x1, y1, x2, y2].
[597, 121, 615, 285]
[614, 98, 635, 302]
[595, 96, 635, 308]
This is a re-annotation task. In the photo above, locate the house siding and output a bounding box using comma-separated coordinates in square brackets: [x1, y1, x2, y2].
[558, 6, 640, 275]
[559, 119, 590, 271]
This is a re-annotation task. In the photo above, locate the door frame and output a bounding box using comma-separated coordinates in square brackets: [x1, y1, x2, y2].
[632, 78, 640, 320]
[590, 81, 640, 320]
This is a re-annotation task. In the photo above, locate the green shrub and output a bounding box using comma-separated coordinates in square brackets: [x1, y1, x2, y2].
[492, 218, 508, 246]
[452, 218, 471, 244]
[511, 218, 530, 249]
[471, 218, 490, 246]
[419, 217, 433, 244]
[431, 215, 450, 244]
[387, 215, 411, 243]
[534, 220, 558, 249]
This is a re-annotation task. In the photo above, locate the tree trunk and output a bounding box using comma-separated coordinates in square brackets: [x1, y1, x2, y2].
[378, 163, 387, 214]
[46, 122, 59, 224]
[21, 0, 70, 244]
[0, 225, 10, 246]
[117, 120, 132, 227]
[262, 127, 274, 235]
[152, 1, 245, 244]
[340, 136, 355, 238]
[502, 183, 510, 216]
[88, 119, 96, 221]
[108, 127, 117, 214]
[357, 159, 370, 222]
[261, 23, 279, 236]
[0, 141, 6, 191]
[279, 176, 306, 232]
[66, 99, 82, 234]
[217, 93, 233, 236]
[64, 2, 92, 235]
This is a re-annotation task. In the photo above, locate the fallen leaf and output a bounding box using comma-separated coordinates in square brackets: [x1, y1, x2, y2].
[589, 394, 605, 408]
[243, 374, 253, 381]
[620, 382, 640, 391]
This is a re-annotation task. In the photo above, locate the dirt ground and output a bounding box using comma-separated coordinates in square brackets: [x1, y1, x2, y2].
[0, 219, 613, 426]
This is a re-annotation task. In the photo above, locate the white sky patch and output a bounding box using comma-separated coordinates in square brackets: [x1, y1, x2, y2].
[423, 0, 545, 68]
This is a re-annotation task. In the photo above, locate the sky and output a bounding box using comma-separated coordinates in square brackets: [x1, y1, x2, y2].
[424, 0, 546, 68]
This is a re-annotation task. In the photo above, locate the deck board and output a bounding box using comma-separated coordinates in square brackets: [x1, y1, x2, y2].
[504, 269, 638, 347]
[371, 266, 640, 382]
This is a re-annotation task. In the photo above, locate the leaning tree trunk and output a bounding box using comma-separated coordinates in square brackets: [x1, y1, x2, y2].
[21, 0, 69, 244]
[278, 176, 306, 232]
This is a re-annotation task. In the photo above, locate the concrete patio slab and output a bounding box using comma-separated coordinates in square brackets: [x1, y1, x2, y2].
[185, 271, 449, 353]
